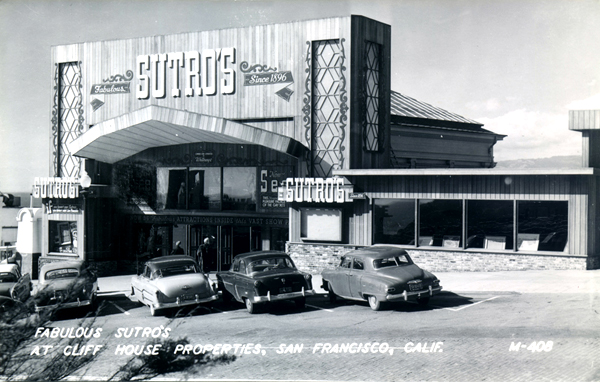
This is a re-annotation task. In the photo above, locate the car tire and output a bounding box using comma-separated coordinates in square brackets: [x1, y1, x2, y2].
[367, 295, 382, 311]
[294, 297, 306, 310]
[327, 283, 337, 303]
[417, 297, 430, 305]
[245, 298, 256, 314]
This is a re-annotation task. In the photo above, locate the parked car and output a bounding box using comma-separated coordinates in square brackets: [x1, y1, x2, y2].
[0, 263, 32, 302]
[321, 246, 442, 311]
[217, 251, 315, 314]
[34, 260, 98, 312]
[131, 255, 218, 316]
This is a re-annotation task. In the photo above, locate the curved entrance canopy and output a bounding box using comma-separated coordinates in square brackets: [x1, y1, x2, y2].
[68, 105, 306, 164]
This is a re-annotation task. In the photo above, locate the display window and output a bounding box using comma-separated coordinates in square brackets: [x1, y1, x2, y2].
[466, 200, 514, 250]
[419, 199, 462, 248]
[373, 199, 415, 245]
[222, 167, 257, 211]
[49, 220, 78, 255]
[518, 201, 568, 252]
[372, 198, 569, 253]
[188, 167, 222, 210]
[301, 208, 342, 242]
[156, 166, 258, 212]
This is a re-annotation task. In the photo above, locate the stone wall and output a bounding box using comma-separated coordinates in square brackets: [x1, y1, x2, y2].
[287, 242, 587, 274]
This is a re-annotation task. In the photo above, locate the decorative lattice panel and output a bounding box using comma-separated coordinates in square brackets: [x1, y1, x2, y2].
[310, 39, 347, 178]
[52, 62, 84, 178]
[364, 41, 381, 151]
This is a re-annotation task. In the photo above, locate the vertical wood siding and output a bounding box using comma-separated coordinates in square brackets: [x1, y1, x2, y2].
[51, 17, 357, 144]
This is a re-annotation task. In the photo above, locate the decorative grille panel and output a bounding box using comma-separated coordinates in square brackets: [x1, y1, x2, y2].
[310, 39, 347, 178]
[364, 41, 381, 151]
[52, 62, 83, 178]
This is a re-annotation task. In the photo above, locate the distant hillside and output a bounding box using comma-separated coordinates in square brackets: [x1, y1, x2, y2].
[495, 155, 581, 169]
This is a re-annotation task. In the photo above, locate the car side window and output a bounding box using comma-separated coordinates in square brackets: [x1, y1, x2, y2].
[353, 258, 364, 270]
[340, 257, 352, 268]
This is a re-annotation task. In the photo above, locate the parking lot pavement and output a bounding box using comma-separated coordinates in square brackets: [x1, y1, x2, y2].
[97, 269, 600, 296]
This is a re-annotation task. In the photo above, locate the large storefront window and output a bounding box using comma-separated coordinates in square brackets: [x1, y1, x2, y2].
[373, 199, 415, 245]
[518, 201, 568, 252]
[188, 167, 221, 210]
[223, 167, 257, 211]
[373, 198, 569, 253]
[467, 200, 514, 250]
[419, 199, 462, 247]
[157, 167, 258, 212]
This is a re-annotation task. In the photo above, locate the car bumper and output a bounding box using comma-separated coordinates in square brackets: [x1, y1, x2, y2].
[154, 293, 219, 309]
[35, 298, 93, 312]
[253, 287, 315, 303]
[386, 285, 443, 302]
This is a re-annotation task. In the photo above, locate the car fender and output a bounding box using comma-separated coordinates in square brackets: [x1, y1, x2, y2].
[357, 274, 387, 300]
[11, 273, 31, 301]
[132, 277, 160, 306]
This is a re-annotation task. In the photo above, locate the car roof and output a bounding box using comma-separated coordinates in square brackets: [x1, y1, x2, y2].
[146, 255, 196, 270]
[0, 263, 19, 273]
[346, 246, 409, 260]
[233, 251, 288, 262]
[40, 260, 86, 272]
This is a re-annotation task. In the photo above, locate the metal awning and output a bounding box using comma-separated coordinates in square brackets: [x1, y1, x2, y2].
[68, 105, 306, 164]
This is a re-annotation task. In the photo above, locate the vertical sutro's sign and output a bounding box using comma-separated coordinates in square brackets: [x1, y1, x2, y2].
[136, 48, 237, 99]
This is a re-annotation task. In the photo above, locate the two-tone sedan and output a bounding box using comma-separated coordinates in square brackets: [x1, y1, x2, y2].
[34, 260, 98, 312]
[131, 256, 218, 316]
[321, 246, 442, 311]
[217, 251, 315, 314]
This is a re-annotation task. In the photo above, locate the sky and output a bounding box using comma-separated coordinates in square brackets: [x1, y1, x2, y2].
[0, 0, 599, 194]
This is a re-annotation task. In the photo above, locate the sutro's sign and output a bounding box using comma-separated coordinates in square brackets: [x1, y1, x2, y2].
[278, 178, 353, 203]
[136, 48, 236, 99]
[32, 177, 80, 199]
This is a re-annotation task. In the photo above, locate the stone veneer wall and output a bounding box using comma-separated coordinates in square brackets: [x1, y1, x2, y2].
[286, 243, 587, 274]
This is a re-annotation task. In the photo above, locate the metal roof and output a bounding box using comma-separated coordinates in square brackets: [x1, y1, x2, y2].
[391, 91, 482, 126]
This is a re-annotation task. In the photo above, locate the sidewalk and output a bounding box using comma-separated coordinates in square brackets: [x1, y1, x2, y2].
[98, 269, 600, 296]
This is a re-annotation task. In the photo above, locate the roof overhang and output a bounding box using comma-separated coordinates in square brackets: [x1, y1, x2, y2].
[333, 168, 598, 177]
[68, 106, 307, 164]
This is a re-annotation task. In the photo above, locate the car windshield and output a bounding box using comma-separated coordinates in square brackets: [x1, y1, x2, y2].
[45, 268, 79, 280]
[0, 273, 17, 283]
[372, 254, 412, 269]
[155, 262, 198, 278]
[248, 257, 295, 274]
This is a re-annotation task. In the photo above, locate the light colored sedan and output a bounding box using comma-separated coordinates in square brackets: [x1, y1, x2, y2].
[131, 255, 218, 316]
[321, 246, 442, 311]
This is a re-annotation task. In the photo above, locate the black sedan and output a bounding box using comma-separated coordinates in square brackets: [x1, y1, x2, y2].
[217, 251, 315, 313]
[34, 260, 98, 312]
